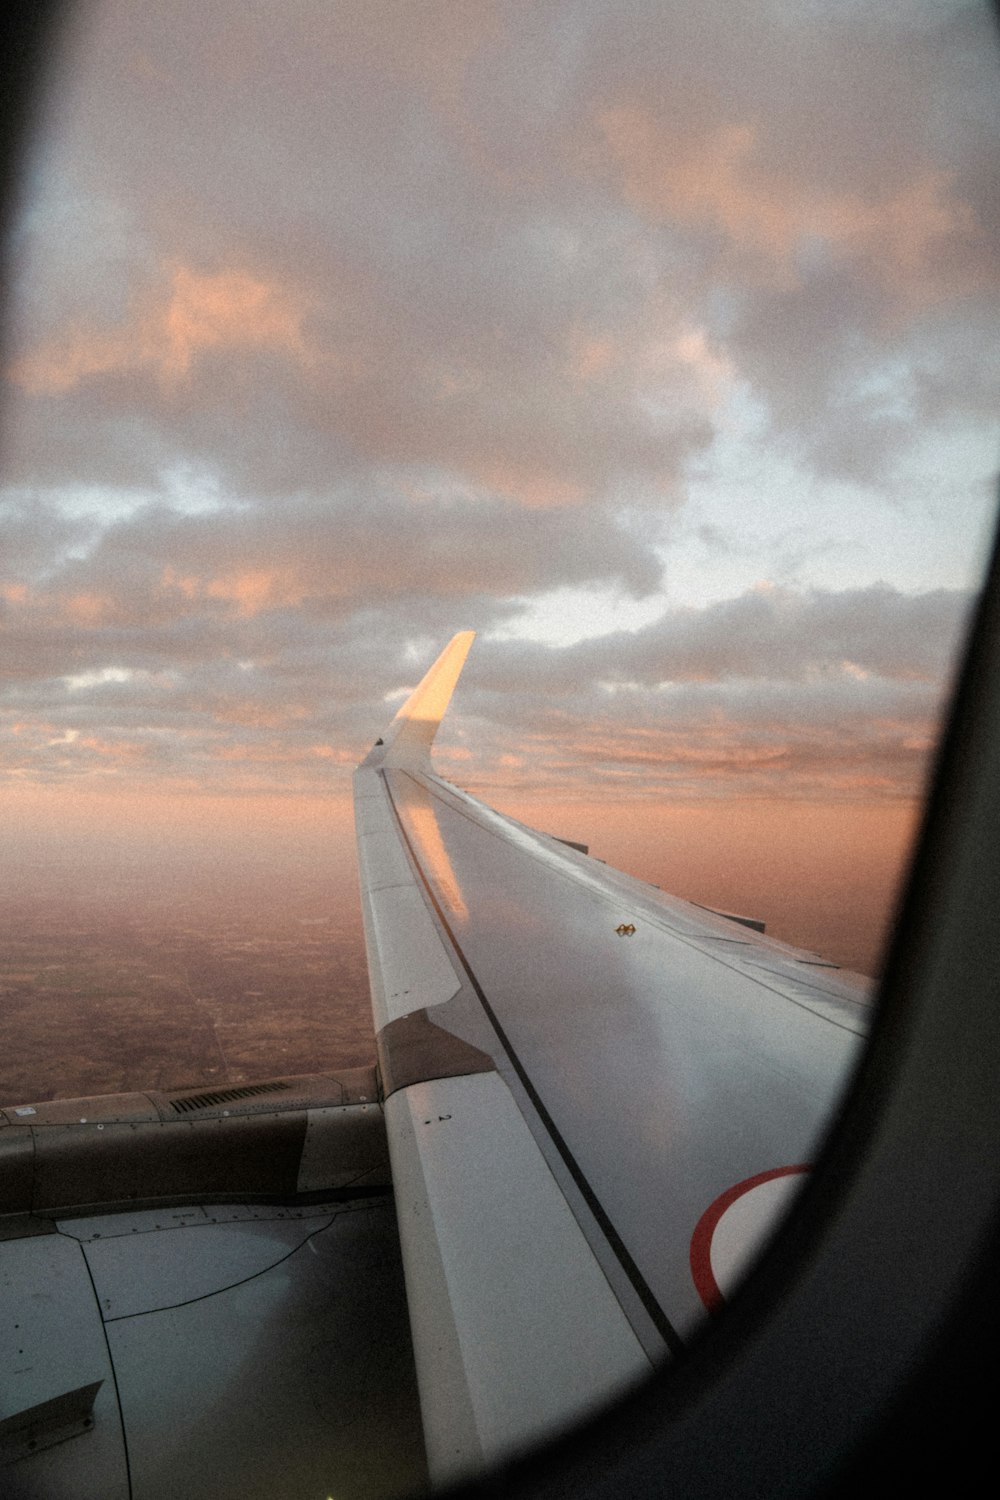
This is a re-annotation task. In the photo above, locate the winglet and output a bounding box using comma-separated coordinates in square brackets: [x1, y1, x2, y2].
[361, 631, 476, 771]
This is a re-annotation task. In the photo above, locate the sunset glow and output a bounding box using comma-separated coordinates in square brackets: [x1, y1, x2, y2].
[2, 3, 998, 1100]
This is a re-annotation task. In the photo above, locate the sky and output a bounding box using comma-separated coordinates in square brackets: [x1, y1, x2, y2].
[2, 1, 999, 978]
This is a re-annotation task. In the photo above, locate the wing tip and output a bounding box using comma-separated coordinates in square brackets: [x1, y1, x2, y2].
[361, 630, 476, 771]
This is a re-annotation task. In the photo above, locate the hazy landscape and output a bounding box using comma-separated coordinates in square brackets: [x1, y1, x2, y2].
[2, 5, 992, 1110]
[0, 837, 373, 1107]
[1, 785, 921, 1108]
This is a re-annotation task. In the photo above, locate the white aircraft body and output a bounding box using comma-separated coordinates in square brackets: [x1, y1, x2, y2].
[0, 632, 872, 1497]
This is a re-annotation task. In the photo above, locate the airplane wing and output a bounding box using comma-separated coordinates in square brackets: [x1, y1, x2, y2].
[1, 627, 869, 1500]
[354, 632, 871, 1485]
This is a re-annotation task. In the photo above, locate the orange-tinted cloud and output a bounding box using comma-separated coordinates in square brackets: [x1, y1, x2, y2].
[472, 461, 586, 509]
[598, 107, 984, 307]
[9, 263, 308, 395]
[162, 565, 307, 618]
[0, 2, 991, 827]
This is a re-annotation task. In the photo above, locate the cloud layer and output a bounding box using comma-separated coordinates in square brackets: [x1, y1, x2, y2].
[2, 1, 996, 805]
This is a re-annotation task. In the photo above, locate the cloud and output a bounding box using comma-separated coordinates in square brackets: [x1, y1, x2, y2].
[441, 583, 974, 802]
[0, 495, 96, 574]
[4, 233, 713, 504]
[1, 562, 974, 801]
[598, 109, 975, 297]
[575, 5, 1000, 480]
[0, 0, 993, 813]
[2, 485, 661, 629]
[6, 1, 994, 511]
[472, 584, 971, 692]
[9, 264, 308, 394]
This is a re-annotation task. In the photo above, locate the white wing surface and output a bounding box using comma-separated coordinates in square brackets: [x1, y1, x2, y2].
[354, 633, 870, 1485]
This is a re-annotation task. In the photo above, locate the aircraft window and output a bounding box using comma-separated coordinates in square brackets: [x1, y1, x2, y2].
[1, 4, 997, 1497]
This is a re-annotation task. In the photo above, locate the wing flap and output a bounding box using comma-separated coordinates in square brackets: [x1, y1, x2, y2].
[364, 884, 462, 1029]
[355, 762, 463, 1030]
[387, 1073, 649, 1484]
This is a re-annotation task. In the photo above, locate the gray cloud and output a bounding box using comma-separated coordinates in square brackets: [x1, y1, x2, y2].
[472, 584, 973, 691]
[1, 567, 974, 800]
[1, 2, 994, 804]
[12, 1, 992, 507]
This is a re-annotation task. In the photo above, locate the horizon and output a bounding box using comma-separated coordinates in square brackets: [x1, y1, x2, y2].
[2, 2, 998, 1100]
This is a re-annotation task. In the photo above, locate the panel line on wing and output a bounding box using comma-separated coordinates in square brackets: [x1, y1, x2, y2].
[96, 1217, 338, 1323]
[380, 771, 686, 1358]
[74, 1233, 134, 1496]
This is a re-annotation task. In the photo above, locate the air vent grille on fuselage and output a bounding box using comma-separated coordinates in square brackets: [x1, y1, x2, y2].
[169, 1081, 293, 1114]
